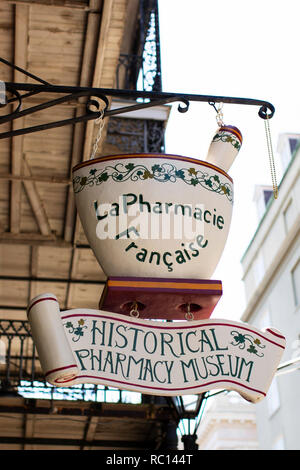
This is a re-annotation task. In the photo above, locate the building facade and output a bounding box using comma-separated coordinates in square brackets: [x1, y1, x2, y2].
[241, 133, 300, 450]
[196, 392, 258, 450]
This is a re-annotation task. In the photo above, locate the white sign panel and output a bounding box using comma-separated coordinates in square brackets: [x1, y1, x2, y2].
[28, 293, 285, 404]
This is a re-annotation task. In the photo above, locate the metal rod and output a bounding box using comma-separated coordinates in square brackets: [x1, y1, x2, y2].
[0, 86, 109, 139]
[105, 96, 190, 117]
[0, 57, 53, 105]
[5, 82, 275, 115]
[0, 58, 50, 85]
[0, 112, 100, 140]
[0, 81, 275, 140]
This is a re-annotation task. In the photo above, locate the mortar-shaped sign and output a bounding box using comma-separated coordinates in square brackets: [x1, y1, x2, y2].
[72, 153, 234, 280]
[28, 128, 285, 403]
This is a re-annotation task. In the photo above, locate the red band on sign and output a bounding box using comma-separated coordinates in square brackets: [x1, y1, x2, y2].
[45, 364, 77, 378]
[265, 328, 285, 340]
[61, 374, 266, 397]
[27, 296, 58, 317]
[61, 313, 285, 349]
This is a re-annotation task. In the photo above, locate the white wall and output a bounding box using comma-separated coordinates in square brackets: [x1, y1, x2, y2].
[242, 149, 300, 306]
[240, 144, 300, 449]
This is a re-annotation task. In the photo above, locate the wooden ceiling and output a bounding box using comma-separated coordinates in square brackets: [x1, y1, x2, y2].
[0, 0, 182, 451]
[0, 396, 178, 450]
[0, 0, 142, 318]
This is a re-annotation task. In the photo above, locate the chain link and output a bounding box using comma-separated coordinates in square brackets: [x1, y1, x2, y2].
[185, 303, 194, 321]
[90, 108, 106, 160]
[264, 115, 278, 199]
[216, 103, 225, 127]
[130, 301, 140, 318]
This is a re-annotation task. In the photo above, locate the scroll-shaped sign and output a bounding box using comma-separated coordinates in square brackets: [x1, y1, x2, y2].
[28, 293, 286, 403]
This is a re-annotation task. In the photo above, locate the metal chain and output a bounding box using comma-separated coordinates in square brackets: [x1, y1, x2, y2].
[90, 108, 106, 160]
[264, 115, 278, 199]
[185, 303, 194, 321]
[130, 301, 140, 318]
[209, 101, 225, 126]
[216, 103, 225, 127]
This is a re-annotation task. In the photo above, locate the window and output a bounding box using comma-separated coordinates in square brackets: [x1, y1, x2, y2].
[255, 188, 273, 220]
[281, 138, 299, 171]
[291, 259, 300, 306]
[277, 134, 300, 172]
[289, 138, 299, 155]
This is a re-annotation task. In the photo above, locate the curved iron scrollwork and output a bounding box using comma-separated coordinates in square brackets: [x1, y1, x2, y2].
[0, 84, 109, 139]
[0, 81, 275, 140]
[258, 104, 275, 120]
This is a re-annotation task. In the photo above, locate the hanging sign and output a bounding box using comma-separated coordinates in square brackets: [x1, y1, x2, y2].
[28, 293, 285, 404]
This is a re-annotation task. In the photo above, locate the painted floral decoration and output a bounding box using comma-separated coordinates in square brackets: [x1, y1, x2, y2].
[64, 319, 87, 342]
[73, 162, 233, 203]
[230, 331, 266, 357]
[213, 130, 241, 150]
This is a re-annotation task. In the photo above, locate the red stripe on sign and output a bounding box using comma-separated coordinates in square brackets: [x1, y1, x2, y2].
[58, 374, 266, 397]
[265, 328, 285, 340]
[61, 313, 285, 349]
[27, 296, 58, 317]
[45, 364, 77, 378]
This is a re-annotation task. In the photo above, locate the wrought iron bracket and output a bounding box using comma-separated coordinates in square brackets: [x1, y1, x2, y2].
[0, 81, 275, 140]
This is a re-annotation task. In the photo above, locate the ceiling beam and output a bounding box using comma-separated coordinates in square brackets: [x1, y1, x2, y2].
[64, 0, 103, 243]
[82, 0, 114, 162]
[30, 246, 39, 279]
[29, 245, 39, 305]
[0, 435, 156, 449]
[0, 173, 71, 185]
[0, 232, 96, 248]
[0, 305, 27, 310]
[22, 413, 35, 450]
[0, 232, 72, 247]
[22, 158, 52, 236]
[0, 400, 174, 419]
[0, 274, 105, 285]
[8, 0, 95, 9]
[80, 414, 99, 450]
[10, 4, 29, 234]
[68, 0, 125, 247]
